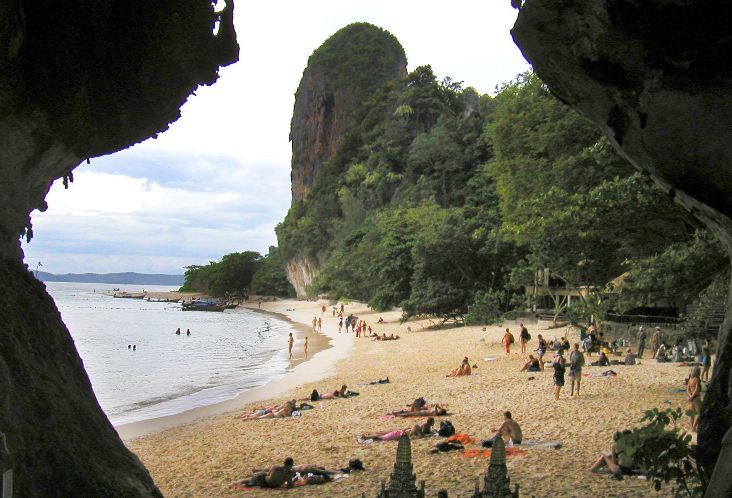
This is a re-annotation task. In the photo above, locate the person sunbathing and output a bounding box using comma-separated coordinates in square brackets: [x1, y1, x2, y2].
[360, 418, 434, 441]
[591, 351, 610, 367]
[391, 403, 448, 417]
[520, 355, 541, 372]
[589, 431, 635, 478]
[237, 400, 295, 420]
[492, 411, 523, 444]
[447, 357, 472, 377]
[233, 457, 296, 488]
[319, 385, 348, 399]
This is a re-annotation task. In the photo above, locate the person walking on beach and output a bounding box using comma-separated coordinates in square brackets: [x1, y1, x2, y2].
[519, 323, 530, 353]
[321, 304, 326, 314]
[553, 354, 566, 400]
[637, 326, 647, 358]
[317, 317, 322, 331]
[537, 334, 547, 370]
[569, 343, 585, 396]
[304, 337, 309, 359]
[338, 318, 343, 333]
[288, 333, 294, 359]
[502, 328, 513, 355]
[312, 317, 317, 329]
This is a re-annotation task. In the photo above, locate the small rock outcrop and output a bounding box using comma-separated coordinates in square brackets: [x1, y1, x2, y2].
[511, 0, 732, 476]
[290, 22, 407, 203]
[0, 1, 238, 495]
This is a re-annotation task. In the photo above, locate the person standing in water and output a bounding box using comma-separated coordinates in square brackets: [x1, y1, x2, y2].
[304, 337, 309, 359]
[288, 332, 294, 359]
[175, 327, 181, 335]
[186, 328, 191, 336]
[317, 317, 322, 331]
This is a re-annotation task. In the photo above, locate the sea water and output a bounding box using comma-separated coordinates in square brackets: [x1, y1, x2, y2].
[45, 282, 294, 425]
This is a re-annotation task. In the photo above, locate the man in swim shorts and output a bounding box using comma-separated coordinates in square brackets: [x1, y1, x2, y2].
[493, 411, 522, 444]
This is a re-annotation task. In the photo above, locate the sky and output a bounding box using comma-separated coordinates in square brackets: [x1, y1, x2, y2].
[22, 0, 529, 275]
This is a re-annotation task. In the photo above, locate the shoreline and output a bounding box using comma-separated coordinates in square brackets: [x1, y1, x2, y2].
[128, 302, 690, 497]
[116, 299, 348, 440]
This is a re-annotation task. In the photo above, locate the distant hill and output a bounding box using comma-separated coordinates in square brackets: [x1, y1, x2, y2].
[36, 271, 184, 286]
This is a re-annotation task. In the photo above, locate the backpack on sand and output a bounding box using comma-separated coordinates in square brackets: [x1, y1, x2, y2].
[438, 420, 456, 437]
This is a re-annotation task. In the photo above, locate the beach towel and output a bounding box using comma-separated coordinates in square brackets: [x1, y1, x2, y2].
[667, 387, 686, 394]
[459, 447, 528, 458]
[447, 434, 475, 445]
[519, 439, 562, 449]
[484, 357, 497, 362]
[377, 415, 396, 420]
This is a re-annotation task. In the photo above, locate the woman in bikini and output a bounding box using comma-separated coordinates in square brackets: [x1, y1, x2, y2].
[361, 418, 435, 441]
[238, 400, 295, 420]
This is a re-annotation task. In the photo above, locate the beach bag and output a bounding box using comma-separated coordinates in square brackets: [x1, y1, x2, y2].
[412, 397, 427, 410]
[509, 333, 515, 344]
[310, 389, 320, 401]
[526, 332, 532, 341]
[438, 420, 456, 437]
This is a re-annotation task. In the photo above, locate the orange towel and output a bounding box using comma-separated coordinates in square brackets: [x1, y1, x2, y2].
[448, 434, 476, 445]
[459, 447, 528, 458]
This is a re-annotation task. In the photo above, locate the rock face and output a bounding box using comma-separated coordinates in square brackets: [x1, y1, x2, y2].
[290, 22, 407, 203]
[285, 255, 319, 298]
[511, 0, 732, 476]
[0, 1, 238, 495]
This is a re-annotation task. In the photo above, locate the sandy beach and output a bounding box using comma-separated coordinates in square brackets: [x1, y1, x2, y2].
[126, 299, 691, 497]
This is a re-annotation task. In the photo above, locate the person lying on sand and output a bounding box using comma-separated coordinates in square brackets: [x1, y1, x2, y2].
[589, 431, 635, 478]
[391, 404, 448, 417]
[447, 357, 472, 377]
[360, 419, 435, 442]
[491, 411, 523, 444]
[233, 457, 295, 488]
[237, 400, 296, 420]
[520, 355, 541, 372]
[368, 377, 390, 385]
[319, 385, 348, 399]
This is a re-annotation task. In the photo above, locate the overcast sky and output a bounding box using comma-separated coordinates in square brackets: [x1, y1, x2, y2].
[22, 0, 529, 275]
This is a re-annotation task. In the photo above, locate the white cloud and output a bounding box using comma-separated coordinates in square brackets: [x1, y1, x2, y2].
[22, 1, 528, 274]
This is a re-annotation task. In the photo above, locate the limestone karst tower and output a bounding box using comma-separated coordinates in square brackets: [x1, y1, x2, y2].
[377, 434, 425, 498]
[472, 437, 519, 498]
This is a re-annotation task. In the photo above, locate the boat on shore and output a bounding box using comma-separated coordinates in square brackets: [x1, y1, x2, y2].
[182, 299, 226, 312]
[113, 292, 146, 299]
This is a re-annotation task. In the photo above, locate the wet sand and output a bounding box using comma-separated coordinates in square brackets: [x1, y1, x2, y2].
[127, 299, 690, 497]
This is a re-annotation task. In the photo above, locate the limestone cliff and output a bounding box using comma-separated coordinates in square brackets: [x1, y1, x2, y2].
[511, 0, 732, 476]
[290, 22, 407, 203]
[0, 1, 237, 495]
[285, 255, 319, 298]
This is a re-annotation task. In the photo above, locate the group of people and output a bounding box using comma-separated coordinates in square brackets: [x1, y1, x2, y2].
[287, 332, 308, 360]
[174, 327, 191, 336]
